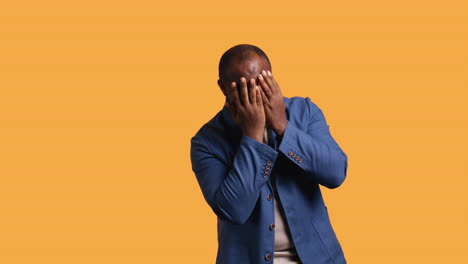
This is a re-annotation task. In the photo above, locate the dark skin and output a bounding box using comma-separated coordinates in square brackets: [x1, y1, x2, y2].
[217, 54, 288, 143]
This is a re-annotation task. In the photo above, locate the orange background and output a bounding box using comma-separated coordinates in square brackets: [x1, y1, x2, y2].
[1, 1, 467, 263]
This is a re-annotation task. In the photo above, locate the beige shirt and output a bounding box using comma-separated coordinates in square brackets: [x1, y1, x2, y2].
[263, 128, 301, 263]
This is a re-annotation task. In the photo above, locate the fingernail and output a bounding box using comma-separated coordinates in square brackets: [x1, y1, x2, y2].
[231, 82, 236, 87]
[262, 70, 266, 75]
[258, 74, 263, 80]
[267, 70, 272, 76]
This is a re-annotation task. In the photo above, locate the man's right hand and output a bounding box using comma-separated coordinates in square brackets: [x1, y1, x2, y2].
[225, 77, 266, 143]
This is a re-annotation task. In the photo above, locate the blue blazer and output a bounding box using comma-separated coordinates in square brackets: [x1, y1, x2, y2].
[190, 96, 348, 264]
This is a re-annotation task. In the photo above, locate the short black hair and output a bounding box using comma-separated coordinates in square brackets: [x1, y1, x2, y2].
[218, 44, 271, 79]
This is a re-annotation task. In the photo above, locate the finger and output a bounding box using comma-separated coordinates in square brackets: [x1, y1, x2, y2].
[258, 72, 273, 98]
[263, 70, 277, 94]
[225, 85, 239, 115]
[228, 81, 241, 108]
[248, 78, 256, 105]
[259, 84, 270, 106]
[239, 77, 249, 106]
[267, 70, 282, 94]
[255, 85, 263, 107]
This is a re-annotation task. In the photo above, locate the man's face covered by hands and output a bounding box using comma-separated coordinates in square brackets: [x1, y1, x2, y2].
[217, 53, 288, 141]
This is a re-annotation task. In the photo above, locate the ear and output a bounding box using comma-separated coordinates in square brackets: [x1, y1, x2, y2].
[217, 79, 227, 97]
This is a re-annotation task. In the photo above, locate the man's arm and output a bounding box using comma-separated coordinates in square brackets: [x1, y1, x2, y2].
[257, 71, 347, 189]
[190, 76, 276, 224]
[190, 135, 277, 224]
[278, 97, 348, 189]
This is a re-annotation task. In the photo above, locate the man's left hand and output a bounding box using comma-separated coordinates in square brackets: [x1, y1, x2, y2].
[257, 70, 288, 136]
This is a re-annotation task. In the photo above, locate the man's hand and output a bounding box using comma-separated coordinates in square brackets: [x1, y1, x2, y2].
[225, 77, 266, 143]
[257, 70, 288, 136]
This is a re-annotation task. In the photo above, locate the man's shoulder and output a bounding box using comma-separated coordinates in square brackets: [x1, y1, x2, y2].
[285, 96, 322, 116]
[191, 108, 226, 144]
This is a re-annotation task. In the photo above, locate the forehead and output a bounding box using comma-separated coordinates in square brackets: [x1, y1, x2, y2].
[224, 55, 269, 82]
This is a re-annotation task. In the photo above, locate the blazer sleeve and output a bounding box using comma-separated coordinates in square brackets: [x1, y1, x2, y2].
[277, 97, 348, 189]
[190, 134, 278, 224]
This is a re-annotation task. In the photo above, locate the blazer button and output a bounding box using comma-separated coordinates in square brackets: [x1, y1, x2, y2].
[263, 172, 268, 178]
[265, 253, 272, 261]
[269, 223, 275, 230]
[266, 160, 271, 165]
[267, 194, 272, 201]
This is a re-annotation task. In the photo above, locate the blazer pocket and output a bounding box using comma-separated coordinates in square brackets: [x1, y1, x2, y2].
[311, 206, 344, 261]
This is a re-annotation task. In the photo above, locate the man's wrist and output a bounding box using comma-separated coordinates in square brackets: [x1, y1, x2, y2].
[273, 120, 288, 137]
[243, 131, 264, 143]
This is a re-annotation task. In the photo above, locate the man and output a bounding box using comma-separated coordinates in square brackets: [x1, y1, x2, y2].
[190, 44, 348, 264]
